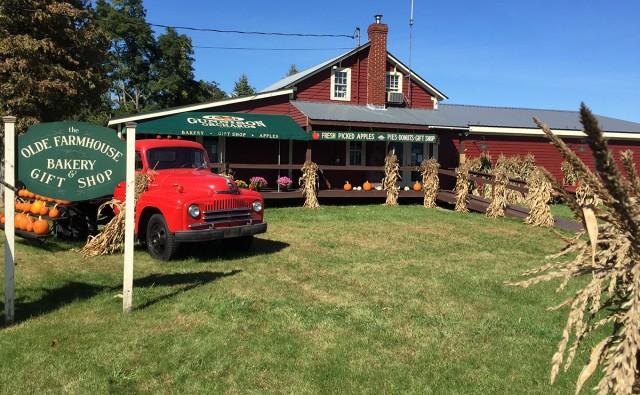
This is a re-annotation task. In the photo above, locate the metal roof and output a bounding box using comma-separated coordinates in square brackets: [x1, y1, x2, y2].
[291, 101, 640, 133]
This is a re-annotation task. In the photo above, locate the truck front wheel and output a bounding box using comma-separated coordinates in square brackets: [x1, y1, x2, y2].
[146, 214, 179, 261]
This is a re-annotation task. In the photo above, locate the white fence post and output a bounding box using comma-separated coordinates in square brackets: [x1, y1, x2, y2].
[3, 116, 16, 324]
[123, 122, 136, 312]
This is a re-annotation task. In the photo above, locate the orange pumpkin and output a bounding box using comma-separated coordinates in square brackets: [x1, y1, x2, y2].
[30, 200, 43, 215]
[362, 180, 372, 191]
[33, 217, 49, 235]
[48, 205, 60, 218]
[22, 202, 31, 213]
[25, 217, 34, 232]
[26, 190, 35, 199]
[0, 215, 5, 225]
[413, 181, 422, 191]
[15, 213, 26, 230]
[343, 181, 352, 191]
[39, 203, 49, 216]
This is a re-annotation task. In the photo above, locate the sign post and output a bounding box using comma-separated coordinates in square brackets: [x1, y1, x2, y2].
[123, 122, 136, 312]
[3, 116, 16, 324]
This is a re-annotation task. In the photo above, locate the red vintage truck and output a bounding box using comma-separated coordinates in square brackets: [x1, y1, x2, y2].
[113, 138, 267, 260]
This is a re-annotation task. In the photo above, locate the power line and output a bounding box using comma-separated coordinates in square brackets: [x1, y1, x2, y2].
[150, 23, 356, 39]
[193, 46, 353, 51]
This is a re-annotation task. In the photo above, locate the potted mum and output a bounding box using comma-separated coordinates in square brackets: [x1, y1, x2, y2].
[276, 176, 293, 191]
[235, 179, 248, 189]
[249, 176, 268, 191]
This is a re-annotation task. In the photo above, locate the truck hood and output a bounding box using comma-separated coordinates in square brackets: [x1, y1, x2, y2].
[148, 169, 235, 194]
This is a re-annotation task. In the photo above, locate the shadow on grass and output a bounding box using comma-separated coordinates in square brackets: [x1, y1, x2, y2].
[176, 237, 289, 261]
[1, 271, 241, 327]
[133, 270, 241, 310]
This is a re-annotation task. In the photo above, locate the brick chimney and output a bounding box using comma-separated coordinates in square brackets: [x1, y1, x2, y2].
[367, 14, 388, 109]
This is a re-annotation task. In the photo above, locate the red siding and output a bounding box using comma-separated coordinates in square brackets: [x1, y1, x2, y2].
[459, 135, 640, 181]
[203, 95, 307, 127]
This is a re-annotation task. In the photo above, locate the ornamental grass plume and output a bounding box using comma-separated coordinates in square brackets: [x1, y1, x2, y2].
[524, 167, 554, 227]
[454, 159, 472, 212]
[80, 172, 153, 257]
[486, 163, 508, 218]
[508, 104, 640, 395]
[299, 161, 319, 208]
[383, 152, 400, 206]
[420, 158, 439, 208]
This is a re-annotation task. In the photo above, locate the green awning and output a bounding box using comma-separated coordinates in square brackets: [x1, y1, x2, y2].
[135, 112, 310, 140]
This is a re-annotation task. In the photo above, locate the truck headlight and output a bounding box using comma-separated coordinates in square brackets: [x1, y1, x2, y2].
[188, 204, 201, 218]
[252, 200, 263, 212]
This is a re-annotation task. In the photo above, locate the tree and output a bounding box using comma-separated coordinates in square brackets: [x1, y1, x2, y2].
[232, 74, 256, 97]
[95, 0, 156, 113]
[194, 81, 227, 102]
[286, 64, 299, 77]
[0, 0, 110, 132]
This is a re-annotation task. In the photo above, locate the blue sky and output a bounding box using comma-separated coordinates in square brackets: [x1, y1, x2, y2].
[146, 0, 640, 122]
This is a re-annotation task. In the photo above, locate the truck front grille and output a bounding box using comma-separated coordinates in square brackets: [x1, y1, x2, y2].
[204, 199, 250, 212]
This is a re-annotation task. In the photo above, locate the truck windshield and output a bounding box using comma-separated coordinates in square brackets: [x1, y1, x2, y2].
[147, 147, 208, 170]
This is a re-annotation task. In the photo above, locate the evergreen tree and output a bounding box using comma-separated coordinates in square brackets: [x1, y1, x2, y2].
[286, 64, 299, 77]
[95, 0, 156, 113]
[194, 81, 227, 102]
[232, 74, 256, 97]
[0, 0, 110, 132]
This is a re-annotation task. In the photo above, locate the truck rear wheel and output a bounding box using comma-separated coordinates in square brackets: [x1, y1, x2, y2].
[146, 214, 179, 260]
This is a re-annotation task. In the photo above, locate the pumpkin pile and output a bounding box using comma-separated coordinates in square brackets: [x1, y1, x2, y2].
[3, 187, 70, 236]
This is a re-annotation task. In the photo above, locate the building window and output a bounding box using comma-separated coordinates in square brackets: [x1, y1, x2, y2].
[135, 152, 143, 171]
[331, 67, 351, 101]
[386, 72, 402, 93]
[349, 141, 363, 165]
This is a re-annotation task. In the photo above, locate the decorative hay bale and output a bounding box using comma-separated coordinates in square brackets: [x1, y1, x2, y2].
[80, 172, 153, 257]
[420, 159, 439, 208]
[299, 161, 319, 208]
[524, 167, 554, 227]
[383, 152, 400, 206]
[454, 161, 471, 212]
[486, 165, 508, 218]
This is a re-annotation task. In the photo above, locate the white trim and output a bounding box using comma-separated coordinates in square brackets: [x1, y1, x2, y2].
[387, 53, 448, 100]
[469, 125, 640, 140]
[108, 89, 294, 126]
[330, 67, 351, 101]
[385, 71, 403, 93]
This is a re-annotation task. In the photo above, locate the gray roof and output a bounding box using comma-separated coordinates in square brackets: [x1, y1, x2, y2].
[291, 101, 640, 133]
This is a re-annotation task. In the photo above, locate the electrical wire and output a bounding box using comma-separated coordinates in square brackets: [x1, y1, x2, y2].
[193, 46, 353, 51]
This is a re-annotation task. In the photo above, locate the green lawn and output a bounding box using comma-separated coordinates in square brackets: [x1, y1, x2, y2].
[0, 205, 583, 394]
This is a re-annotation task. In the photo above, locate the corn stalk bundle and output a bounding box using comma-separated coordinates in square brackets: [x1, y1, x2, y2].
[299, 161, 319, 209]
[383, 152, 400, 206]
[508, 104, 640, 395]
[620, 150, 640, 194]
[496, 154, 535, 205]
[80, 173, 153, 257]
[420, 159, 439, 208]
[576, 182, 602, 208]
[562, 159, 580, 186]
[454, 160, 472, 212]
[486, 164, 508, 218]
[524, 167, 554, 227]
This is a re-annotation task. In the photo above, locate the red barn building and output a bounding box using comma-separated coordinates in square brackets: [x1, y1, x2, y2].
[109, 16, 640, 194]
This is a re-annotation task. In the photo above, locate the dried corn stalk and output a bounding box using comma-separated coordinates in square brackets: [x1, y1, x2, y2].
[508, 104, 640, 395]
[420, 159, 439, 208]
[562, 159, 579, 186]
[454, 160, 472, 212]
[576, 182, 602, 208]
[299, 161, 319, 208]
[80, 173, 153, 257]
[620, 150, 640, 195]
[486, 164, 508, 218]
[524, 167, 554, 227]
[383, 152, 400, 206]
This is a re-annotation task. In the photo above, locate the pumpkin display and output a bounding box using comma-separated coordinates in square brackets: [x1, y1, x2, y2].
[18, 188, 27, 198]
[363, 180, 372, 191]
[25, 217, 34, 232]
[343, 181, 352, 191]
[39, 203, 49, 216]
[48, 205, 60, 218]
[26, 190, 35, 199]
[33, 217, 49, 235]
[30, 200, 43, 215]
[15, 213, 26, 230]
[413, 181, 422, 191]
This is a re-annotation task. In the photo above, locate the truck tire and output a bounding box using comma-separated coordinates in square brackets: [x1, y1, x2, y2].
[146, 214, 179, 261]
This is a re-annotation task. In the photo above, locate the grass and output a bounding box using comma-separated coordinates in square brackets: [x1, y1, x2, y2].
[0, 205, 584, 394]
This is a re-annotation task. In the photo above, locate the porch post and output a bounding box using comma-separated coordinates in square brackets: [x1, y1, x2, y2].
[3, 116, 16, 324]
[305, 126, 312, 162]
[288, 139, 293, 179]
[123, 122, 136, 313]
[458, 132, 466, 164]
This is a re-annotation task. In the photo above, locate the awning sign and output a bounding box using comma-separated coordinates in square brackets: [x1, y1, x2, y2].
[311, 130, 438, 143]
[18, 122, 126, 201]
[136, 112, 310, 140]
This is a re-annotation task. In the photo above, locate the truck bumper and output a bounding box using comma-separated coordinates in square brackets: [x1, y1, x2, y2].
[174, 222, 267, 243]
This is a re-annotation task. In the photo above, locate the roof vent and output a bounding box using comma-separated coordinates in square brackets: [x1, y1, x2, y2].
[374, 14, 382, 24]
